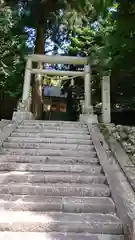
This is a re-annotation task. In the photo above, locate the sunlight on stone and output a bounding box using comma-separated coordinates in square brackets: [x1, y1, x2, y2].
[0, 211, 54, 223]
[0, 233, 54, 240]
[0, 198, 23, 203]
[1, 171, 27, 176]
[17, 164, 27, 171]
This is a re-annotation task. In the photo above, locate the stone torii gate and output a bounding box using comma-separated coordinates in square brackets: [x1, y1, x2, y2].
[13, 54, 111, 123]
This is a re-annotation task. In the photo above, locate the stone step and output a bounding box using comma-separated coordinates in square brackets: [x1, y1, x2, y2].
[22, 120, 87, 126]
[0, 232, 124, 240]
[0, 172, 105, 184]
[3, 142, 94, 151]
[0, 183, 110, 197]
[0, 163, 102, 174]
[23, 120, 82, 123]
[0, 195, 115, 213]
[0, 155, 99, 165]
[0, 211, 123, 234]
[8, 137, 92, 145]
[18, 125, 88, 130]
[11, 132, 91, 139]
[2, 148, 97, 157]
[15, 128, 89, 134]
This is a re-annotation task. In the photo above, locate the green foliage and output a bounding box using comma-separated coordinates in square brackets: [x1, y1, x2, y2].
[68, 1, 135, 107]
[68, 9, 115, 71]
[110, 2, 135, 71]
[1, 0, 135, 110]
[0, 0, 112, 100]
[0, 6, 28, 97]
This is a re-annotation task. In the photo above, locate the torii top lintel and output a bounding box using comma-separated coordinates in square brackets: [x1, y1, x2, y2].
[26, 54, 88, 65]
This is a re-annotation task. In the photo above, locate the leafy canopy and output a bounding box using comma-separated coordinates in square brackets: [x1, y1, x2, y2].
[0, 6, 28, 97]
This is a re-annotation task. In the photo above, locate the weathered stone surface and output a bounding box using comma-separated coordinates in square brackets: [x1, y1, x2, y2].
[0, 120, 123, 238]
[91, 124, 135, 240]
[22, 120, 86, 126]
[80, 114, 98, 124]
[62, 196, 115, 213]
[0, 196, 63, 211]
[101, 124, 135, 197]
[11, 132, 91, 139]
[18, 124, 88, 130]
[0, 232, 124, 240]
[0, 195, 115, 213]
[0, 211, 123, 234]
[8, 136, 92, 145]
[102, 124, 135, 158]
[0, 154, 99, 165]
[0, 121, 21, 147]
[12, 111, 34, 121]
[119, 131, 127, 140]
[0, 120, 12, 132]
[0, 162, 102, 174]
[0, 172, 105, 184]
[15, 128, 89, 134]
[21, 122, 87, 126]
[2, 148, 97, 157]
[0, 183, 110, 197]
[3, 142, 94, 151]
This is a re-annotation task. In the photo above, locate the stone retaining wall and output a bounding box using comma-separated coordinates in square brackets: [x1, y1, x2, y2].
[99, 123, 135, 193]
[0, 120, 12, 132]
[100, 124, 135, 163]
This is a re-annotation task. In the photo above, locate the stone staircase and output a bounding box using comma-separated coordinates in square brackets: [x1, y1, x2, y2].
[0, 120, 124, 239]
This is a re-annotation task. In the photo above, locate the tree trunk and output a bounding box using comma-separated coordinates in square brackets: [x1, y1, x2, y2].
[35, 23, 45, 54]
[31, 0, 58, 119]
[32, 23, 44, 119]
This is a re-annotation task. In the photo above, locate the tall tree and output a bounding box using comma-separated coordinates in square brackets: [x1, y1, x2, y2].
[68, 1, 135, 108]
[0, 5, 28, 97]
[3, 0, 115, 53]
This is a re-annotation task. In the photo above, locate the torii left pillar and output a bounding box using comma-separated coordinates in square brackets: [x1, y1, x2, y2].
[12, 59, 34, 121]
[32, 62, 43, 119]
[22, 59, 31, 109]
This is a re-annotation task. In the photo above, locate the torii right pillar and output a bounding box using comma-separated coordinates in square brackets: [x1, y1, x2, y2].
[102, 76, 111, 123]
[84, 65, 91, 111]
[80, 64, 98, 124]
